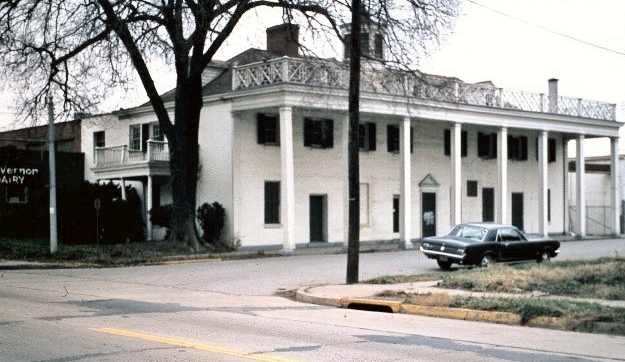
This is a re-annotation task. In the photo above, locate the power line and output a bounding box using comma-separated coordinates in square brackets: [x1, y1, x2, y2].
[466, 0, 625, 57]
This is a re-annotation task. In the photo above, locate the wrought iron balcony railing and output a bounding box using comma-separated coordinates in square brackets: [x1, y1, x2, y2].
[94, 140, 169, 168]
[232, 57, 616, 121]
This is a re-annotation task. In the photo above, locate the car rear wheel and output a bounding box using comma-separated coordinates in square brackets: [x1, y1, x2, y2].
[437, 259, 453, 270]
[480, 254, 494, 268]
[537, 250, 551, 263]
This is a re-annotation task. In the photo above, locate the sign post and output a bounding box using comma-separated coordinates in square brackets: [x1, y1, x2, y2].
[47, 95, 58, 254]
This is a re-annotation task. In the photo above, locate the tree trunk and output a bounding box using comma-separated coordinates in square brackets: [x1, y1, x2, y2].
[166, 71, 204, 250]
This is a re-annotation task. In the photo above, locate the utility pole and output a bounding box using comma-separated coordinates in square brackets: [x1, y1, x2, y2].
[47, 95, 58, 254]
[346, 0, 362, 284]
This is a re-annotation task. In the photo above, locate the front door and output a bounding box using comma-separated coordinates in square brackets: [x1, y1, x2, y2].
[421, 192, 436, 238]
[512, 193, 524, 230]
[482, 188, 494, 222]
[309, 195, 326, 242]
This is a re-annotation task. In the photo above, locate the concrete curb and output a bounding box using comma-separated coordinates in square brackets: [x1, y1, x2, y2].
[295, 287, 625, 336]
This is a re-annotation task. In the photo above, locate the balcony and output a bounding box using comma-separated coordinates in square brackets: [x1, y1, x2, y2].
[232, 57, 616, 121]
[93, 140, 169, 178]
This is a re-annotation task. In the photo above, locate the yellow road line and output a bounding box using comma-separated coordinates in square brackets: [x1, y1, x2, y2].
[92, 327, 305, 362]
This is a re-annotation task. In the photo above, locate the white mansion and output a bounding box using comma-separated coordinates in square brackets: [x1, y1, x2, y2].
[81, 24, 622, 251]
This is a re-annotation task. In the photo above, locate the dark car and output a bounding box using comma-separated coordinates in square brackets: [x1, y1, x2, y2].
[420, 223, 560, 270]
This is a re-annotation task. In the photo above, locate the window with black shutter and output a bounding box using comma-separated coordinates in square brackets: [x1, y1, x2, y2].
[477, 132, 497, 159]
[387, 125, 413, 153]
[257, 114, 279, 145]
[304, 118, 334, 148]
[444, 129, 467, 157]
[508, 135, 528, 161]
[358, 122, 376, 151]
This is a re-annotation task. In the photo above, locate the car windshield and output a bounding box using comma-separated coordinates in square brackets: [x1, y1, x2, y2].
[449, 225, 488, 241]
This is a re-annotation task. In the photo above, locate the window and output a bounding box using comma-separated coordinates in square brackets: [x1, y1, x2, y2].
[374, 33, 384, 60]
[94, 131, 105, 148]
[304, 118, 333, 148]
[444, 129, 467, 157]
[257, 114, 279, 145]
[151, 123, 163, 141]
[467, 181, 478, 197]
[535, 137, 557, 163]
[129, 125, 141, 151]
[5, 187, 28, 204]
[548, 138, 556, 163]
[477, 132, 497, 159]
[508, 135, 528, 160]
[358, 122, 376, 151]
[264, 181, 280, 224]
[387, 125, 413, 153]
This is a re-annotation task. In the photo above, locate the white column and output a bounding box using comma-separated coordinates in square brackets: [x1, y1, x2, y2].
[279, 106, 296, 253]
[342, 114, 350, 249]
[497, 127, 508, 224]
[400, 117, 413, 249]
[563, 138, 570, 235]
[538, 131, 549, 236]
[611, 137, 620, 237]
[120, 177, 127, 200]
[450, 123, 462, 226]
[576, 135, 586, 239]
[146, 176, 153, 240]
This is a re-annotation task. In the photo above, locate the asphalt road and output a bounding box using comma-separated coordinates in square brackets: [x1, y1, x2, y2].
[0, 238, 624, 361]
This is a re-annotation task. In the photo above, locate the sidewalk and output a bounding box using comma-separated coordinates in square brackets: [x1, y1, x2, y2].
[296, 281, 625, 336]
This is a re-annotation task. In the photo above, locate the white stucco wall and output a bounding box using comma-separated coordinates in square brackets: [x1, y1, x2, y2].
[230, 108, 566, 247]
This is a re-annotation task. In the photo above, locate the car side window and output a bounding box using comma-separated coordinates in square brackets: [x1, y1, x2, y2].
[499, 228, 522, 242]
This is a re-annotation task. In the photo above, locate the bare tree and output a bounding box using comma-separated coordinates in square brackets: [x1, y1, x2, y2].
[0, 1, 458, 251]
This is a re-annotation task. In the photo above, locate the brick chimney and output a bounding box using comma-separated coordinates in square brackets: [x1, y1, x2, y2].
[548, 78, 558, 113]
[266, 24, 299, 57]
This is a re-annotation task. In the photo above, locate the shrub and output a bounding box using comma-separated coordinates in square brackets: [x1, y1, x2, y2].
[150, 204, 173, 228]
[196, 202, 227, 249]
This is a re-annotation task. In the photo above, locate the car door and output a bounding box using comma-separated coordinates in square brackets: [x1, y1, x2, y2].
[497, 227, 533, 261]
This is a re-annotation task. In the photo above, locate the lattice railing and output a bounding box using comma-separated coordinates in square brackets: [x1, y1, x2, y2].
[232, 57, 616, 121]
[94, 140, 169, 167]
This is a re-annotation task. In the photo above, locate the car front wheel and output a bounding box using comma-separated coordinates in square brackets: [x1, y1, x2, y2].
[480, 254, 494, 268]
[437, 259, 453, 270]
[537, 250, 551, 263]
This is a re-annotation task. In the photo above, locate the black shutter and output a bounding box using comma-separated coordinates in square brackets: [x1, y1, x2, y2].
[410, 127, 414, 154]
[548, 138, 556, 162]
[257, 114, 266, 144]
[387, 125, 396, 152]
[461, 131, 468, 157]
[368, 122, 376, 151]
[323, 119, 334, 148]
[141, 123, 150, 152]
[304, 118, 312, 146]
[444, 129, 450, 155]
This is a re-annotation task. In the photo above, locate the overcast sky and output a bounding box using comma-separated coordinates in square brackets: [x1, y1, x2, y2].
[1, 0, 623, 156]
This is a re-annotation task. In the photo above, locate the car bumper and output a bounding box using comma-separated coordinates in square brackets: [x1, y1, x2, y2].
[419, 246, 466, 261]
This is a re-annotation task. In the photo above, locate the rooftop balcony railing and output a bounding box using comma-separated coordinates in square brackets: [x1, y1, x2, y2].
[232, 57, 616, 121]
[94, 140, 169, 168]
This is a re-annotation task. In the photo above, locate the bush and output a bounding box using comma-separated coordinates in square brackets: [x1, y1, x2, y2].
[150, 204, 173, 228]
[196, 202, 227, 249]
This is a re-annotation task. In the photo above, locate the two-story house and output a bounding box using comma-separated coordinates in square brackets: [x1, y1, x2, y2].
[81, 23, 622, 251]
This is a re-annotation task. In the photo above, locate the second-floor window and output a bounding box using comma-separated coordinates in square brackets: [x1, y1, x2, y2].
[444, 129, 468, 157]
[358, 122, 376, 151]
[129, 125, 142, 151]
[304, 118, 333, 148]
[508, 135, 528, 161]
[387, 125, 413, 153]
[257, 114, 279, 145]
[477, 132, 497, 159]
